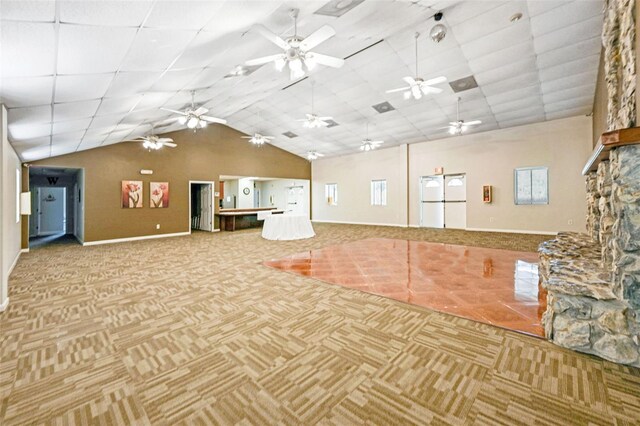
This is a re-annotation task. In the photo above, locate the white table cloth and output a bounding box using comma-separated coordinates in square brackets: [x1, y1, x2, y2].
[262, 214, 315, 241]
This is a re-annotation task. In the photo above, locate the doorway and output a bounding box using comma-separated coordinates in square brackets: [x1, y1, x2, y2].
[286, 185, 305, 215]
[189, 181, 214, 232]
[29, 167, 83, 248]
[420, 173, 467, 229]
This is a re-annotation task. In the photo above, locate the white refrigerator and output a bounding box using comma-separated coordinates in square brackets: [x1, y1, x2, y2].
[420, 176, 444, 228]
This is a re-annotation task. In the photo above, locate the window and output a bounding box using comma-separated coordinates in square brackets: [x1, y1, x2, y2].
[371, 179, 387, 206]
[515, 167, 548, 205]
[16, 169, 20, 223]
[325, 183, 338, 206]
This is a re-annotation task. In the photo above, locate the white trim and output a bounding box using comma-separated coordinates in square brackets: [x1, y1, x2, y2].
[8, 251, 20, 275]
[189, 180, 215, 233]
[0, 297, 9, 313]
[20, 248, 29, 253]
[465, 227, 557, 236]
[82, 231, 190, 246]
[312, 219, 408, 228]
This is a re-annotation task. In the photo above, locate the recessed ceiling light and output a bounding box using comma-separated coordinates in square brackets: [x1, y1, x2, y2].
[314, 0, 364, 17]
[510, 13, 523, 23]
[372, 101, 395, 114]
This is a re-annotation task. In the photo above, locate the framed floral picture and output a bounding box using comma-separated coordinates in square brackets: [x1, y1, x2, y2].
[122, 180, 143, 208]
[150, 182, 169, 208]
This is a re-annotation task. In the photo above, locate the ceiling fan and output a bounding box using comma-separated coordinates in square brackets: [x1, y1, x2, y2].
[298, 81, 332, 128]
[443, 97, 482, 135]
[307, 151, 324, 160]
[246, 8, 344, 80]
[360, 123, 384, 151]
[123, 129, 177, 150]
[161, 91, 227, 130]
[387, 32, 446, 100]
[242, 133, 274, 145]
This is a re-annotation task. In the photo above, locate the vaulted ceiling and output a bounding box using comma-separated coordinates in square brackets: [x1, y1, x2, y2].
[1, 0, 603, 161]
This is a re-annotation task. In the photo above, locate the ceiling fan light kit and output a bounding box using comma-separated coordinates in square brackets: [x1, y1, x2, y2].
[446, 97, 482, 136]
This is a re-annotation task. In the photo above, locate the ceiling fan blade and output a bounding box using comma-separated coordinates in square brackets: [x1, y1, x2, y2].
[156, 138, 174, 143]
[163, 142, 177, 148]
[300, 25, 336, 51]
[160, 107, 187, 116]
[318, 116, 333, 120]
[411, 85, 422, 99]
[264, 136, 275, 139]
[308, 53, 344, 68]
[437, 126, 452, 130]
[194, 106, 208, 115]
[422, 76, 447, 86]
[201, 115, 227, 124]
[386, 86, 411, 93]
[122, 140, 144, 143]
[251, 24, 289, 50]
[420, 86, 443, 95]
[241, 136, 253, 139]
[245, 54, 283, 66]
[465, 120, 482, 125]
[403, 76, 417, 86]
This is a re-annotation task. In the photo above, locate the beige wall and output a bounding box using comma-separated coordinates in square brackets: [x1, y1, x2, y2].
[592, 49, 608, 146]
[312, 116, 592, 234]
[25, 124, 310, 245]
[312, 144, 408, 226]
[1, 105, 23, 311]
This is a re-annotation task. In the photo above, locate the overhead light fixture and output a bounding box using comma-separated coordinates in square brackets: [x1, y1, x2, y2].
[430, 12, 447, 43]
[446, 97, 482, 136]
[510, 12, 523, 23]
[242, 133, 275, 145]
[307, 151, 325, 160]
[187, 116, 199, 129]
[359, 122, 384, 151]
[299, 80, 333, 128]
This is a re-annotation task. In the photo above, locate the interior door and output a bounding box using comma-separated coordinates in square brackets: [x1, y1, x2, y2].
[202, 184, 213, 231]
[38, 187, 66, 235]
[444, 175, 466, 229]
[286, 186, 305, 215]
[420, 176, 444, 228]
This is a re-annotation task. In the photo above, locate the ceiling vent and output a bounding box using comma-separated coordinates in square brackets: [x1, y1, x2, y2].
[324, 119, 339, 128]
[314, 0, 365, 17]
[283, 131, 298, 138]
[224, 64, 261, 78]
[449, 75, 479, 93]
[372, 101, 395, 114]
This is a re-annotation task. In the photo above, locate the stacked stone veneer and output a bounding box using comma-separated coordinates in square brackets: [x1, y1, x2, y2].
[540, 145, 640, 366]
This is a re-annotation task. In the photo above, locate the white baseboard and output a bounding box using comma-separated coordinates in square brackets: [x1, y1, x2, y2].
[8, 251, 21, 275]
[465, 227, 557, 236]
[0, 297, 9, 313]
[83, 231, 190, 246]
[20, 248, 29, 253]
[312, 220, 409, 228]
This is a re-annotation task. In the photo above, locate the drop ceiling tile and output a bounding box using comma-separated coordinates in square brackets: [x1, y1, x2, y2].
[536, 36, 601, 70]
[105, 71, 162, 97]
[50, 141, 80, 158]
[58, 0, 153, 27]
[544, 95, 595, 114]
[120, 28, 197, 72]
[526, 0, 568, 17]
[467, 40, 535, 75]
[539, 54, 600, 82]
[498, 114, 546, 129]
[12, 136, 51, 149]
[20, 145, 54, 161]
[8, 105, 51, 125]
[97, 96, 143, 116]
[104, 128, 134, 144]
[1, 22, 56, 77]
[481, 71, 540, 96]
[134, 92, 175, 112]
[443, 1, 507, 26]
[451, 1, 527, 44]
[0, 0, 55, 21]
[150, 68, 204, 92]
[144, 1, 224, 30]
[490, 96, 544, 115]
[1, 76, 54, 107]
[55, 74, 114, 102]
[8, 121, 51, 140]
[530, 0, 603, 37]
[494, 104, 546, 122]
[53, 118, 92, 135]
[542, 83, 596, 105]
[57, 24, 138, 74]
[89, 114, 125, 132]
[475, 56, 538, 86]
[485, 85, 542, 106]
[52, 129, 85, 145]
[541, 69, 598, 94]
[53, 100, 101, 121]
[532, 16, 602, 54]
[546, 106, 592, 121]
[460, 19, 533, 60]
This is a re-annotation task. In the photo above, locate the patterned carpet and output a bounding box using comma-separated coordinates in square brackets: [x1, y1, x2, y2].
[1, 224, 639, 425]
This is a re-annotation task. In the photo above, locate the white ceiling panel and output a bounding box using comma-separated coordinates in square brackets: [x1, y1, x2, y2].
[144, 1, 224, 30]
[57, 24, 138, 74]
[58, 0, 154, 27]
[1, 76, 54, 107]
[1, 22, 56, 77]
[55, 73, 114, 102]
[0, 0, 55, 22]
[54, 100, 101, 122]
[1, 0, 605, 161]
[7, 105, 51, 125]
[119, 28, 197, 72]
[105, 71, 163, 98]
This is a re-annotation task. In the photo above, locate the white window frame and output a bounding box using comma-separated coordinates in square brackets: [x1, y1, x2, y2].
[370, 179, 387, 206]
[325, 183, 338, 206]
[514, 166, 549, 205]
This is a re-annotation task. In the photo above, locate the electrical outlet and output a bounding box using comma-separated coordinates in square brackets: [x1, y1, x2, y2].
[156, 224, 160, 230]
[489, 217, 495, 223]
[568, 219, 573, 225]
